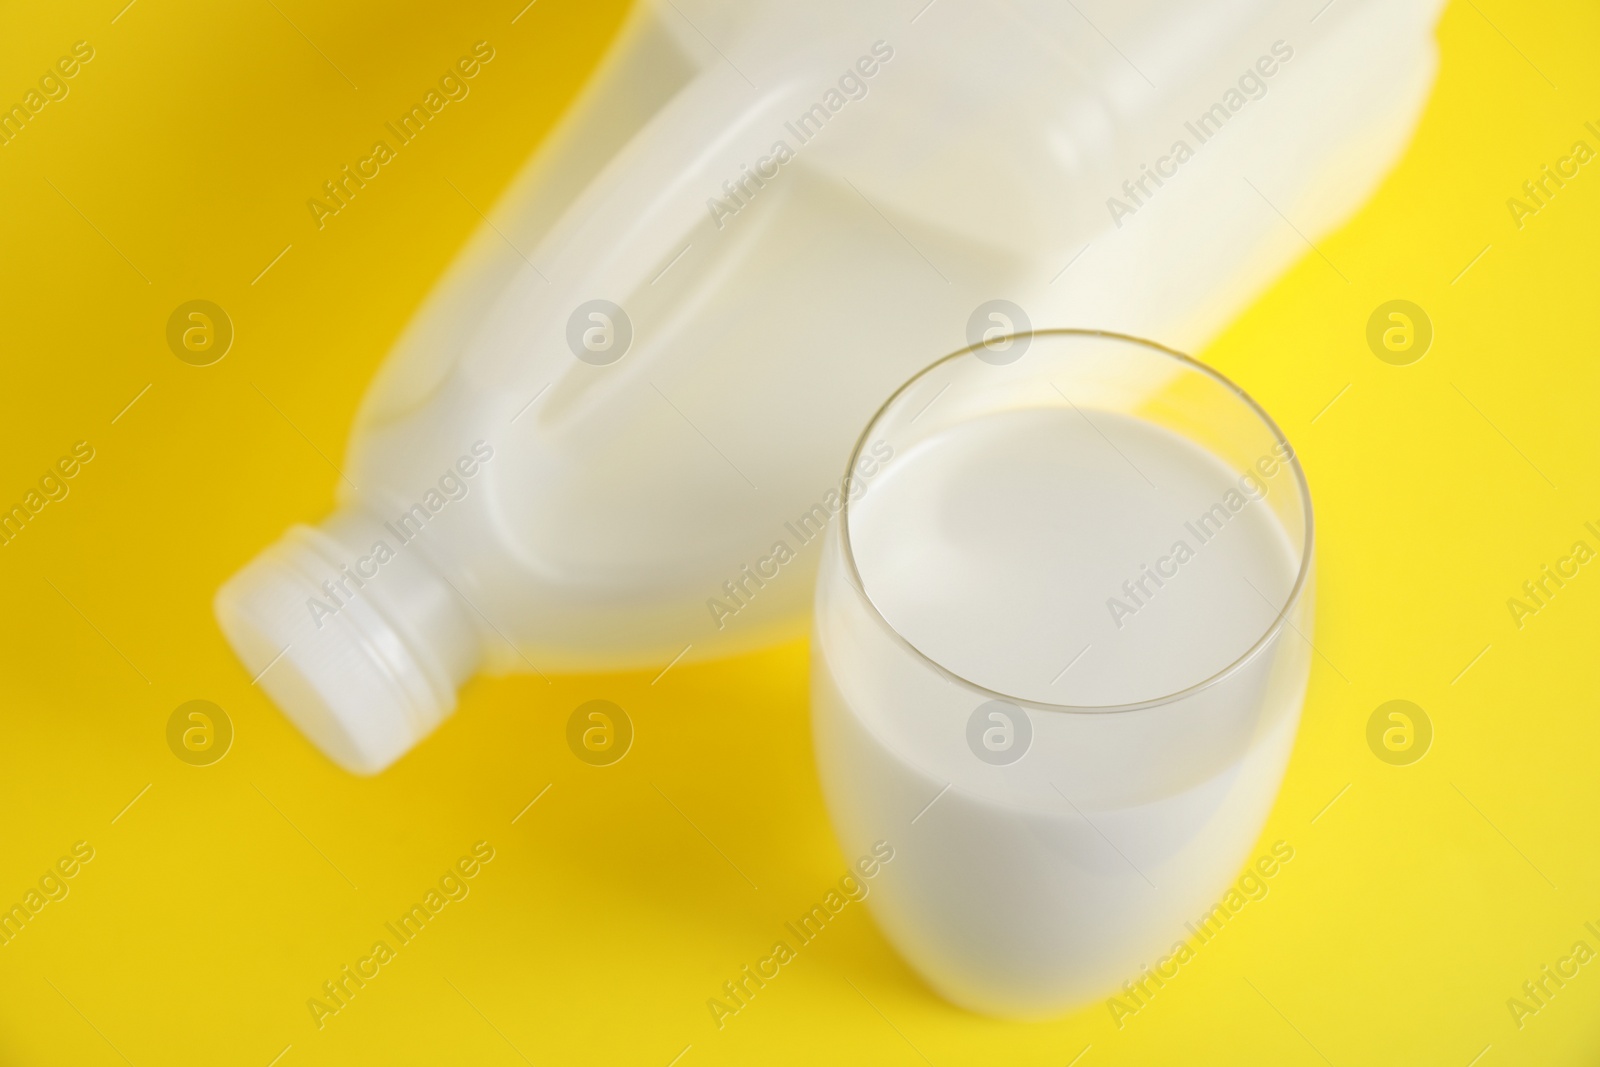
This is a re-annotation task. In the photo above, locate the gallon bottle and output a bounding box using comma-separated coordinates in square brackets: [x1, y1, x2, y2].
[218, 0, 1445, 772]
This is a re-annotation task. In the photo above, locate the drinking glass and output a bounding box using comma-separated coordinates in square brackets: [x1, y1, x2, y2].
[811, 329, 1314, 1016]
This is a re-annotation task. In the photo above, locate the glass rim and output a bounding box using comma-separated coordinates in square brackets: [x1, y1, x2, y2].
[835, 327, 1316, 715]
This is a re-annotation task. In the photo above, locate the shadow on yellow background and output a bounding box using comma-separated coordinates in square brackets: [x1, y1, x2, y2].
[0, 1, 1597, 1064]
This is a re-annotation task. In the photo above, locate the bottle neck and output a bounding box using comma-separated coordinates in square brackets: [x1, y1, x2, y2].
[315, 507, 482, 731]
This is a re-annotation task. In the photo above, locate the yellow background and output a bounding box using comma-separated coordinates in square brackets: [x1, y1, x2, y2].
[1, 1, 1597, 1063]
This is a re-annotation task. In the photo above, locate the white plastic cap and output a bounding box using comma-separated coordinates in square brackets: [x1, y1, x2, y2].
[214, 512, 481, 774]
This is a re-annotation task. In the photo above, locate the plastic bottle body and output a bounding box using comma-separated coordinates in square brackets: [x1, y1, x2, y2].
[218, 0, 1443, 772]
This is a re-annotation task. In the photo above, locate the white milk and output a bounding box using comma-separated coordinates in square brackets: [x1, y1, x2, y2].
[812, 406, 1311, 1016]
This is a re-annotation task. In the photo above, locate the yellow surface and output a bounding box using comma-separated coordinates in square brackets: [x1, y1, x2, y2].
[1, 1, 1597, 1064]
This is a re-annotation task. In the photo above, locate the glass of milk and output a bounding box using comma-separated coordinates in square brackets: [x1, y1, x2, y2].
[811, 329, 1313, 1017]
